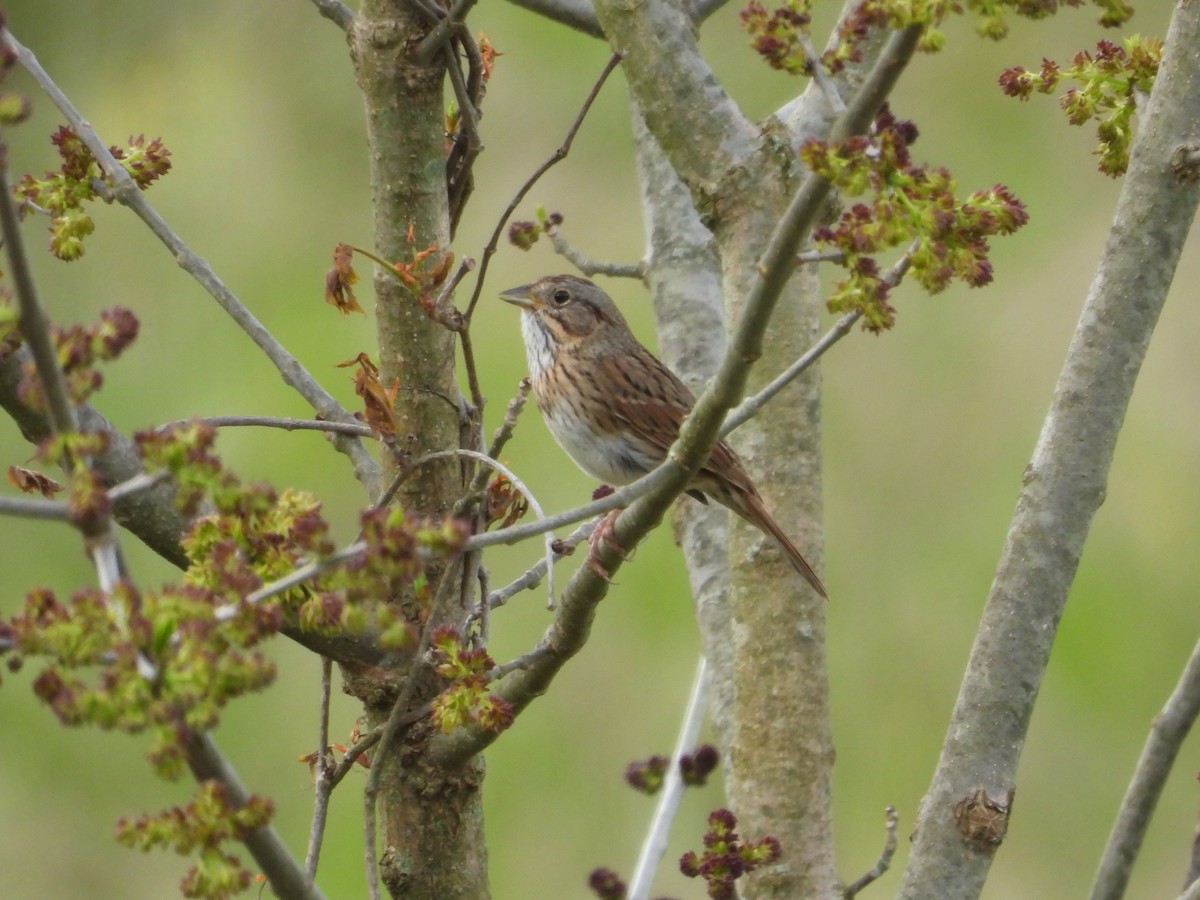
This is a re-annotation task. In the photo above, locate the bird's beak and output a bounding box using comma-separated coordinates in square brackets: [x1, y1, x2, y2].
[499, 284, 537, 310]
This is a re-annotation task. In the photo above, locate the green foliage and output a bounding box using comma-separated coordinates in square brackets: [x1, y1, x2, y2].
[16, 127, 171, 260]
[2, 417, 472, 895]
[116, 780, 273, 900]
[429, 624, 514, 734]
[741, 0, 1135, 74]
[1000, 36, 1162, 175]
[801, 107, 1028, 330]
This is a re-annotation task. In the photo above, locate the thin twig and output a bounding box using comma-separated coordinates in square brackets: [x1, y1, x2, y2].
[105, 471, 171, 503]
[724, 246, 914, 434]
[798, 31, 846, 115]
[462, 52, 624, 323]
[628, 657, 710, 900]
[546, 223, 646, 279]
[409, 448, 559, 607]
[1090, 637, 1200, 900]
[6, 32, 380, 492]
[156, 415, 374, 438]
[0, 494, 69, 519]
[483, 642, 555, 682]
[844, 806, 900, 898]
[309, 0, 354, 29]
[415, 0, 479, 64]
[305, 656, 335, 879]
[484, 517, 596, 610]
[328, 728, 381, 791]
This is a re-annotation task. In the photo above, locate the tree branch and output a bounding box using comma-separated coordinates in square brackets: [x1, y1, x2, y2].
[594, 0, 752, 192]
[1089, 637, 1200, 900]
[185, 729, 326, 900]
[898, 2, 1200, 894]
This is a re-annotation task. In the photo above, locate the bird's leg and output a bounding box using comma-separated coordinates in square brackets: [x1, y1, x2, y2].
[585, 508, 630, 582]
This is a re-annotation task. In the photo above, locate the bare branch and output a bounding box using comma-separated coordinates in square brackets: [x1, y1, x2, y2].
[844, 806, 900, 898]
[157, 415, 374, 437]
[503, 0, 603, 36]
[305, 656, 335, 879]
[483, 518, 596, 611]
[0, 494, 68, 520]
[628, 658, 710, 900]
[545, 221, 646, 279]
[184, 729, 326, 900]
[1090, 637, 1200, 900]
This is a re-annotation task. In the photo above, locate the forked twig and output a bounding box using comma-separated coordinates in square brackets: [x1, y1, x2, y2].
[844, 806, 899, 897]
[462, 52, 624, 323]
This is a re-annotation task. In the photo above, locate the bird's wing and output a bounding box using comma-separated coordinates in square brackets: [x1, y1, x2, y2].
[600, 349, 755, 494]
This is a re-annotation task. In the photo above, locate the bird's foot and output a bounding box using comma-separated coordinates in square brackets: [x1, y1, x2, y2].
[585, 509, 629, 582]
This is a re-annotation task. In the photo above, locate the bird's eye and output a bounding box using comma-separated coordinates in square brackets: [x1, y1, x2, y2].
[551, 289, 570, 305]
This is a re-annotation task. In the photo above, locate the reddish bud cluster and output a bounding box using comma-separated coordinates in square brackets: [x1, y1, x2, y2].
[429, 624, 513, 734]
[1000, 37, 1161, 176]
[803, 105, 1027, 330]
[18, 127, 171, 260]
[740, 0, 813, 75]
[116, 780, 273, 898]
[624, 754, 669, 794]
[14, 305, 140, 410]
[679, 808, 782, 900]
[587, 867, 628, 900]
[507, 210, 563, 251]
[680, 743, 720, 786]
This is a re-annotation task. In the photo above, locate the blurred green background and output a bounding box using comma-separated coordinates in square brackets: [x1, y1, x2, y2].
[0, 1, 1196, 898]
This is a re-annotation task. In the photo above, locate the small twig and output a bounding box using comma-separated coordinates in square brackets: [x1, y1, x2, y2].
[105, 470, 172, 503]
[797, 248, 847, 265]
[844, 806, 900, 898]
[463, 52, 624, 323]
[156, 415, 374, 438]
[185, 729, 326, 900]
[628, 657, 710, 900]
[484, 517, 596, 610]
[305, 656, 335, 879]
[483, 642, 555, 682]
[328, 728, 381, 792]
[725, 245, 915, 435]
[309, 0, 354, 29]
[408, 448, 559, 607]
[1090, 636, 1200, 900]
[0, 494, 69, 520]
[545, 222, 645, 279]
[798, 31, 846, 115]
[415, 0, 479, 64]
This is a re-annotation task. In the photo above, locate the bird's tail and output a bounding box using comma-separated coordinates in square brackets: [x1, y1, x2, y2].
[740, 491, 829, 599]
